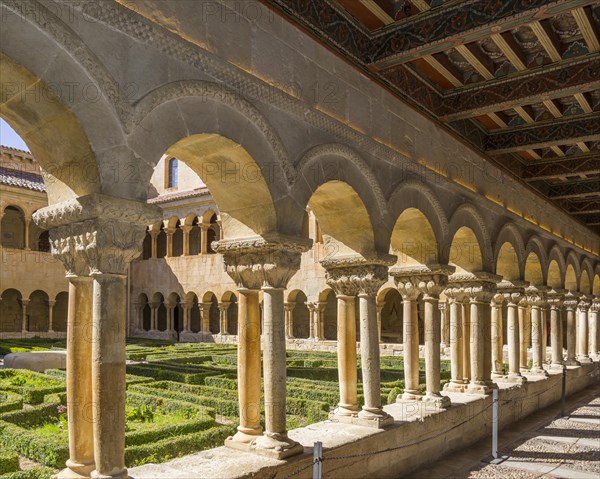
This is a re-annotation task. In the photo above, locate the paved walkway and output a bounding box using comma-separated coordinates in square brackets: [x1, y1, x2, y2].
[407, 386, 600, 479]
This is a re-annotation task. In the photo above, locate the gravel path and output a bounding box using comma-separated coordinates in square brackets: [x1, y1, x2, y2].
[408, 388, 600, 479]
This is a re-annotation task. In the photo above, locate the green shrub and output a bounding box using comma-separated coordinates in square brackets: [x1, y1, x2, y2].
[0, 391, 23, 414]
[387, 387, 401, 405]
[1, 466, 56, 479]
[0, 451, 20, 474]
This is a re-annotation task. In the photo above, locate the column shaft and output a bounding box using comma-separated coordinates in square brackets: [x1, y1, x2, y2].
[59, 277, 95, 478]
[519, 305, 529, 370]
[337, 295, 359, 414]
[550, 305, 563, 366]
[468, 300, 486, 392]
[231, 290, 262, 442]
[91, 274, 128, 479]
[506, 302, 522, 378]
[402, 298, 420, 399]
[423, 295, 447, 405]
[491, 299, 503, 375]
[448, 299, 463, 387]
[589, 307, 598, 359]
[530, 305, 546, 374]
[565, 306, 578, 365]
[577, 306, 590, 362]
[462, 301, 471, 382]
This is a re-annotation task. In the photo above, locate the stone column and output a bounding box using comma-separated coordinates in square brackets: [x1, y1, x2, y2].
[317, 302, 327, 340]
[376, 301, 384, 343]
[200, 224, 209, 255]
[577, 296, 592, 363]
[20, 298, 29, 333]
[150, 302, 158, 331]
[443, 295, 465, 392]
[500, 284, 526, 383]
[182, 302, 192, 333]
[306, 302, 316, 339]
[181, 225, 192, 256]
[219, 301, 231, 335]
[284, 302, 295, 339]
[216, 236, 310, 458]
[547, 290, 565, 368]
[541, 305, 548, 363]
[526, 286, 549, 376]
[24, 217, 31, 250]
[201, 302, 211, 334]
[518, 302, 530, 371]
[47, 299, 56, 334]
[408, 265, 454, 408]
[34, 193, 161, 479]
[564, 292, 580, 366]
[461, 299, 471, 383]
[394, 277, 422, 401]
[589, 299, 599, 360]
[325, 255, 395, 426]
[148, 227, 159, 259]
[58, 276, 95, 479]
[490, 294, 504, 377]
[439, 300, 450, 348]
[165, 227, 175, 257]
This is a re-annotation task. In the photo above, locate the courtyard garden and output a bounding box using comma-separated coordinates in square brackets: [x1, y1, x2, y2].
[0, 339, 451, 478]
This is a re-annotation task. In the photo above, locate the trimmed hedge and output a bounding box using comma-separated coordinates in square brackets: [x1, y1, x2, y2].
[126, 425, 234, 466]
[0, 370, 65, 404]
[0, 451, 20, 474]
[0, 392, 23, 414]
[1, 466, 56, 479]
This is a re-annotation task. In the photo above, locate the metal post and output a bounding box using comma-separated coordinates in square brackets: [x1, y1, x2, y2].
[483, 389, 506, 464]
[313, 441, 323, 479]
[561, 365, 567, 417]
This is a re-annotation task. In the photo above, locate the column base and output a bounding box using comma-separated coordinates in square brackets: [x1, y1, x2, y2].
[253, 433, 304, 460]
[549, 362, 565, 369]
[90, 470, 128, 479]
[226, 426, 263, 446]
[423, 393, 451, 409]
[443, 381, 467, 393]
[331, 404, 361, 416]
[53, 461, 95, 479]
[466, 381, 491, 395]
[491, 371, 505, 379]
[564, 358, 580, 366]
[399, 390, 423, 401]
[496, 373, 527, 385]
[576, 355, 592, 364]
[356, 408, 395, 428]
[590, 354, 600, 361]
[527, 367, 549, 377]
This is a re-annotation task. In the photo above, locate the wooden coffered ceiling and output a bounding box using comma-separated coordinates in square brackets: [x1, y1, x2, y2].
[262, 0, 600, 233]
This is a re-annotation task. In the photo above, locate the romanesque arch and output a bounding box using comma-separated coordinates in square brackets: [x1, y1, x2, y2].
[444, 204, 492, 271]
[0, 288, 22, 332]
[494, 223, 526, 279]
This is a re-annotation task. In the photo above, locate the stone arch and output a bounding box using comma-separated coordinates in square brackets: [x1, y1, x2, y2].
[0, 288, 22, 332]
[53, 291, 68, 332]
[129, 81, 289, 238]
[203, 291, 220, 334]
[293, 144, 388, 252]
[1, 205, 26, 249]
[319, 289, 337, 340]
[496, 243, 521, 281]
[547, 245, 566, 286]
[28, 290, 49, 333]
[547, 260, 563, 289]
[580, 258, 594, 294]
[387, 180, 448, 262]
[139, 293, 151, 331]
[184, 292, 201, 333]
[167, 292, 183, 333]
[447, 226, 484, 274]
[287, 290, 310, 339]
[153, 293, 167, 332]
[221, 291, 238, 335]
[444, 204, 493, 271]
[524, 252, 544, 286]
[379, 287, 403, 343]
[390, 207, 440, 267]
[579, 270, 591, 295]
[494, 223, 526, 278]
[565, 251, 581, 291]
[593, 272, 600, 296]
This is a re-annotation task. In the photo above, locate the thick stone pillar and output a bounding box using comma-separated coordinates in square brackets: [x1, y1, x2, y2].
[47, 299, 56, 334]
[284, 302, 295, 339]
[20, 298, 29, 333]
[201, 302, 211, 334]
[216, 236, 310, 458]
[577, 296, 592, 363]
[564, 292, 580, 366]
[443, 295, 465, 392]
[55, 276, 95, 479]
[526, 286, 549, 376]
[490, 294, 504, 377]
[324, 255, 395, 427]
[34, 193, 161, 479]
[547, 290, 565, 368]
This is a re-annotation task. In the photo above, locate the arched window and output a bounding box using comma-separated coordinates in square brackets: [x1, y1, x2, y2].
[167, 158, 178, 188]
[38, 231, 50, 253]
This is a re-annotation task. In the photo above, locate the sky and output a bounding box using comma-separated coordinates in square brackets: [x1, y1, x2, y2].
[0, 119, 30, 151]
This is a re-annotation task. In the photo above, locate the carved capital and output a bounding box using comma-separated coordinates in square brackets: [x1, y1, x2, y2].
[525, 285, 550, 307]
[284, 302, 296, 312]
[447, 271, 501, 303]
[578, 295, 593, 312]
[33, 194, 161, 276]
[213, 234, 311, 289]
[390, 264, 455, 299]
[563, 291, 581, 311]
[321, 254, 394, 296]
[497, 280, 528, 306]
[591, 299, 600, 313]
